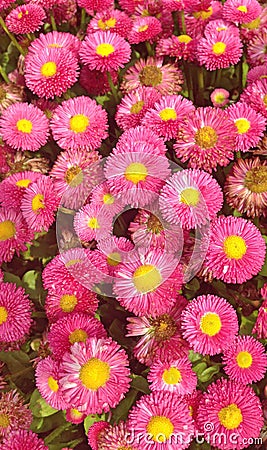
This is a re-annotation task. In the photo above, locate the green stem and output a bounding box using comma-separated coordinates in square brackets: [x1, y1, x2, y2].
[236, 150, 241, 159]
[179, 10, 186, 34]
[145, 41, 154, 56]
[44, 423, 71, 445]
[197, 66, 205, 106]
[107, 71, 119, 103]
[183, 62, 194, 102]
[6, 366, 33, 380]
[80, 7, 86, 31]
[0, 16, 26, 56]
[0, 66, 9, 83]
[50, 11, 57, 31]
[172, 11, 179, 34]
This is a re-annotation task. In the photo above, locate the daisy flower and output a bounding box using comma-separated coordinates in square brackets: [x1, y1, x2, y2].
[115, 86, 162, 131]
[66, 408, 86, 424]
[156, 34, 197, 62]
[51, 0, 77, 24]
[27, 31, 81, 57]
[45, 285, 98, 323]
[90, 181, 123, 217]
[0, 171, 42, 210]
[128, 16, 162, 44]
[1, 430, 48, 450]
[73, 202, 113, 243]
[0, 0, 14, 12]
[226, 102, 266, 151]
[97, 421, 138, 450]
[50, 96, 108, 151]
[59, 337, 131, 414]
[97, 236, 135, 276]
[224, 157, 267, 218]
[185, 1, 223, 39]
[21, 177, 59, 232]
[197, 378, 264, 450]
[204, 18, 240, 38]
[181, 294, 239, 355]
[128, 391, 194, 449]
[222, 0, 262, 24]
[240, 78, 267, 118]
[197, 31, 243, 70]
[87, 9, 133, 38]
[148, 356, 197, 395]
[5, 4, 46, 34]
[79, 30, 131, 72]
[174, 107, 237, 173]
[48, 312, 107, 360]
[79, 66, 118, 96]
[0, 102, 49, 152]
[104, 148, 171, 208]
[159, 169, 223, 229]
[0, 390, 32, 439]
[142, 95, 195, 141]
[77, 0, 113, 14]
[252, 298, 267, 339]
[88, 421, 110, 449]
[35, 356, 68, 410]
[205, 216, 266, 284]
[0, 208, 34, 264]
[121, 57, 184, 95]
[247, 64, 267, 84]
[0, 82, 24, 114]
[114, 250, 184, 317]
[0, 282, 32, 343]
[222, 335, 267, 384]
[247, 31, 267, 67]
[24, 47, 79, 99]
[115, 125, 167, 155]
[25, 0, 58, 7]
[210, 88, 230, 107]
[118, 0, 143, 14]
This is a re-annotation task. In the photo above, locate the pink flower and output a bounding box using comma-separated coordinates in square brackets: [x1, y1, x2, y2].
[87, 9, 133, 38]
[0, 171, 42, 210]
[5, 4, 46, 34]
[27, 30, 81, 57]
[128, 16, 162, 44]
[210, 88, 230, 107]
[197, 31, 242, 70]
[35, 356, 68, 410]
[1, 429, 48, 450]
[0, 390, 32, 439]
[115, 125, 167, 155]
[73, 202, 113, 243]
[222, 0, 262, 24]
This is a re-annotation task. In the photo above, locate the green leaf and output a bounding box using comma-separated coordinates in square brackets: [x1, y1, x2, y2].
[3, 272, 22, 286]
[30, 389, 58, 418]
[131, 375, 150, 394]
[111, 388, 138, 423]
[192, 362, 207, 375]
[0, 350, 31, 373]
[188, 350, 203, 364]
[84, 412, 106, 435]
[198, 365, 220, 383]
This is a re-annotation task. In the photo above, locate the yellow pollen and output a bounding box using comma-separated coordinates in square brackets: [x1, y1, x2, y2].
[216, 26, 227, 31]
[41, 61, 57, 77]
[48, 43, 63, 48]
[162, 367, 182, 385]
[70, 408, 83, 419]
[133, 264, 162, 293]
[189, 405, 194, 416]
[0, 306, 8, 325]
[244, 166, 267, 193]
[146, 416, 174, 442]
[194, 126, 217, 148]
[130, 100, 144, 114]
[218, 404, 243, 430]
[47, 376, 59, 392]
[69, 114, 89, 134]
[177, 34, 192, 43]
[200, 312, 221, 336]
[107, 251, 121, 267]
[151, 314, 177, 341]
[139, 65, 163, 87]
[236, 351, 253, 368]
[65, 258, 81, 267]
[180, 187, 200, 206]
[242, 17, 260, 29]
[59, 294, 78, 313]
[223, 235, 247, 260]
[16, 119, 32, 134]
[193, 6, 213, 20]
[64, 166, 83, 186]
[138, 24, 149, 32]
[212, 41, 226, 55]
[214, 93, 226, 104]
[263, 94, 267, 107]
[69, 328, 88, 344]
[98, 18, 116, 30]
[0, 413, 10, 428]
[16, 178, 32, 188]
[159, 108, 177, 121]
[237, 5, 247, 12]
[87, 217, 100, 229]
[18, 12, 23, 19]
[103, 193, 114, 204]
[235, 118, 251, 134]
[79, 357, 110, 390]
[0, 220, 16, 241]
[96, 43, 115, 57]
[32, 193, 45, 212]
[125, 162, 148, 184]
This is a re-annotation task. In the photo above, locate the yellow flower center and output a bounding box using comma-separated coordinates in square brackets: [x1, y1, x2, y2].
[263, 94, 267, 107]
[146, 416, 174, 442]
[162, 367, 182, 385]
[130, 100, 144, 114]
[214, 93, 226, 104]
[159, 108, 177, 121]
[133, 264, 162, 293]
[70, 408, 83, 419]
[242, 17, 260, 29]
[0, 306, 8, 325]
[103, 193, 114, 204]
[79, 357, 110, 390]
[218, 404, 243, 430]
[236, 350, 253, 368]
[180, 187, 200, 206]
[193, 6, 213, 20]
[177, 34, 192, 43]
[150, 314, 177, 341]
[16, 119, 33, 134]
[47, 376, 59, 392]
[69, 328, 88, 344]
[139, 65, 163, 87]
[0, 220, 16, 241]
[200, 312, 221, 336]
[98, 17, 116, 30]
[41, 61, 57, 78]
[244, 166, 267, 193]
[235, 118, 251, 134]
[125, 162, 148, 184]
[48, 43, 63, 48]
[194, 126, 218, 149]
[65, 258, 81, 267]
[87, 217, 100, 229]
[0, 413, 10, 428]
[107, 251, 121, 267]
[59, 294, 78, 313]
[223, 235, 247, 260]
[69, 114, 89, 134]
[138, 24, 149, 32]
[212, 41, 226, 55]
[237, 5, 247, 12]
[64, 166, 83, 186]
[32, 193, 45, 212]
[16, 178, 32, 188]
[96, 43, 115, 57]
[216, 26, 227, 31]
